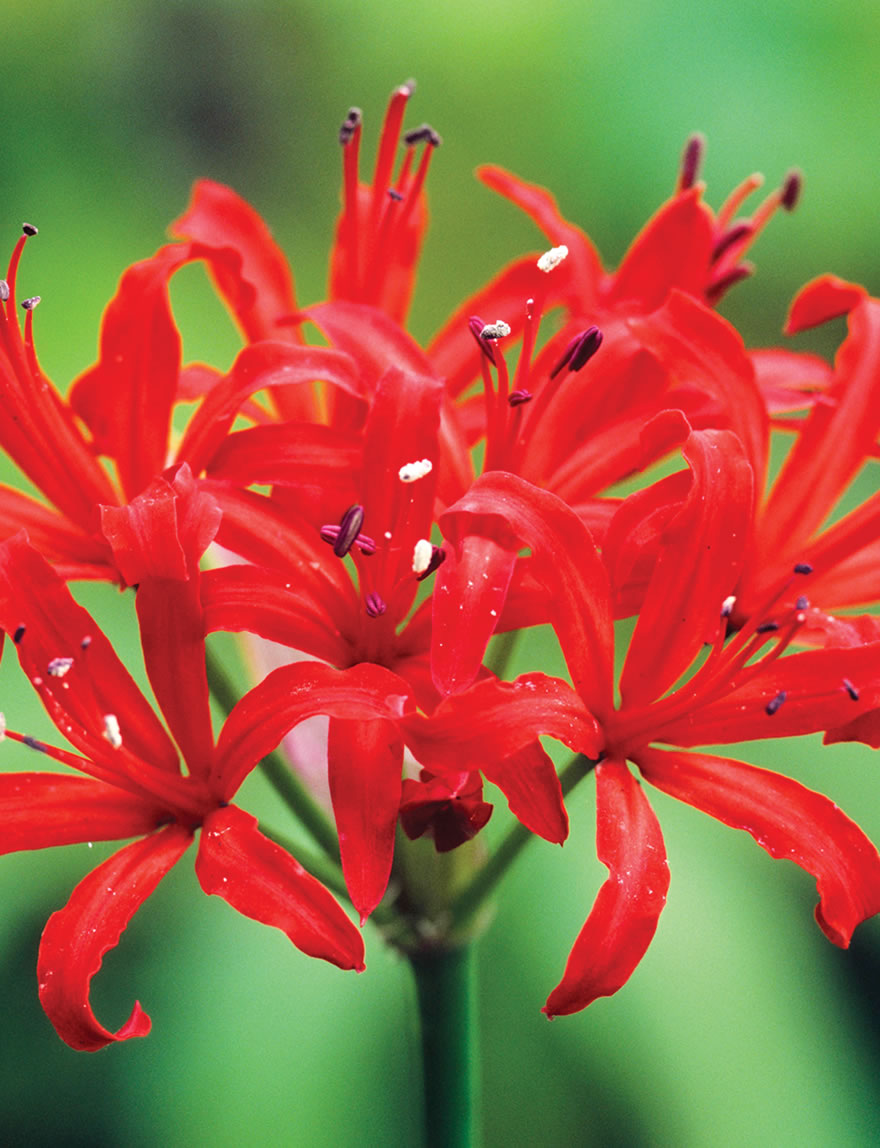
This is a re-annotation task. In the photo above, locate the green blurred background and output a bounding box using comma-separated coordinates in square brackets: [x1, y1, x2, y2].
[2, 0, 880, 1144]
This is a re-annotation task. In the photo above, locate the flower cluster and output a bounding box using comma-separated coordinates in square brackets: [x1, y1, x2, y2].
[3, 82, 880, 1048]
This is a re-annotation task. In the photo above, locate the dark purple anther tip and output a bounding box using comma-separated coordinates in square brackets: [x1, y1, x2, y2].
[765, 690, 787, 716]
[21, 296, 40, 311]
[12, 624, 25, 644]
[711, 222, 754, 265]
[508, 390, 533, 407]
[403, 123, 442, 147]
[550, 326, 603, 379]
[679, 133, 705, 190]
[843, 679, 860, 701]
[0, 281, 9, 302]
[365, 592, 387, 618]
[756, 620, 779, 634]
[468, 315, 496, 364]
[22, 223, 38, 237]
[781, 170, 802, 212]
[795, 595, 809, 611]
[416, 545, 446, 583]
[388, 189, 404, 202]
[23, 735, 47, 752]
[334, 504, 366, 558]
[793, 562, 813, 575]
[339, 107, 362, 146]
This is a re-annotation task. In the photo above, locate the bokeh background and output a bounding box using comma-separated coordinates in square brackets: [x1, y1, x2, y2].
[2, 1, 880, 1144]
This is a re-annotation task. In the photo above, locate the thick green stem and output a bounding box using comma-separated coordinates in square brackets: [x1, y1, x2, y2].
[205, 644, 341, 863]
[409, 944, 481, 1148]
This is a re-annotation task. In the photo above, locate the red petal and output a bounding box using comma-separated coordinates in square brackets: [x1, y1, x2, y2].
[0, 773, 165, 853]
[543, 758, 668, 1016]
[607, 189, 714, 310]
[749, 348, 832, 414]
[70, 245, 192, 501]
[0, 485, 112, 579]
[37, 823, 192, 1051]
[636, 746, 880, 947]
[785, 274, 868, 334]
[0, 534, 179, 772]
[213, 661, 411, 800]
[328, 717, 403, 922]
[101, 466, 219, 777]
[440, 472, 615, 719]
[172, 180, 298, 344]
[196, 805, 364, 970]
[619, 428, 754, 708]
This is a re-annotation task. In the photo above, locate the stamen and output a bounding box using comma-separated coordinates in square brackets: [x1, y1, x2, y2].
[508, 390, 533, 407]
[413, 542, 446, 581]
[388, 189, 404, 202]
[412, 538, 434, 575]
[549, 327, 602, 379]
[469, 315, 496, 364]
[0, 281, 9, 302]
[365, 591, 387, 618]
[47, 657, 74, 678]
[21, 296, 41, 311]
[721, 595, 736, 618]
[765, 690, 787, 716]
[12, 624, 25, 644]
[706, 264, 754, 304]
[793, 562, 813, 575]
[536, 245, 569, 273]
[480, 319, 511, 341]
[756, 621, 779, 634]
[22, 223, 38, 237]
[320, 504, 376, 558]
[23, 735, 48, 753]
[678, 133, 705, 191]
[780, 170, 802, 212]
[403, 124, 442, 147]
[398, 458, 433, 483]
[80, 634, 92, 650]
[103, 713, 123, 749]
[711, 221, 754, 264]
[842, 679, 860, 701]
[795, 595, 809, 610]
[339, 107, 362, 146]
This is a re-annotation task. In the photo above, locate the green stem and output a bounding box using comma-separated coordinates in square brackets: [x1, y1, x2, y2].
[449, 753, 598, 928]
[409, 944, 480, 1148]
[205, 644, 341, 863]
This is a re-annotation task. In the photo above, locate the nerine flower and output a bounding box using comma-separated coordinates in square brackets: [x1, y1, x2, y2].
[0, 467, 427, 1049]
[413, 433, 880, 1015]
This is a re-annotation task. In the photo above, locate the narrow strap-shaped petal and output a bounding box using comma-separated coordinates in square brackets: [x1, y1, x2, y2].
[482, 741, 568, 845]
[785, 274, 868, 334]
[328, 716, 403, 922]
[171, 180, 298, 344]
[37, 823, 192, 1051]
[749, 348, 832, 414]
[213, 661, 411, 800]
[70, 244, 193, 501]
[635, 746, 880, 947]
[0, 484, 112, 578]
[0, 773, 166, 853]
[606, 188, 714, 310]
[101, 466, 220, 778]
[619, 428, 754, 708]
[543, 758, 668, 1016]
[438, 472, 615, 719]
[196, 805, 364, 970]
[205, 422, 362, 496]
[0, 534, 180, 771]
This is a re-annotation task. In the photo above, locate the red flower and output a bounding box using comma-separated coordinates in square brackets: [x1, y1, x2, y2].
[423, 434, 880, 1015]
[0, 467, 425, 1049]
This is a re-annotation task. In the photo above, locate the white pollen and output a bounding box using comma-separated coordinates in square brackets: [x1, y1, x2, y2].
[721, 595, 736, 617]
[399, 458, 433, 483]
[537, 244, 569, 272]
[102, 713, 123, 749]
[412, 538, 433, 575]
[47, 657, 74, 678]
[479, 319, 511, 340]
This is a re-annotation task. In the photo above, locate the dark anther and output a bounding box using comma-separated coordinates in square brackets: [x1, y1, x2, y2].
[765, 690, 787, 716]
[80, 635, 92, 650]
[706, 264, 754, 304]
[843, 679, 860, 701]
[679, 133, 705, 191]
[403, 123, 442, 147]
[23, 735, 47, 752]
[21, 296, 41, 311]
[549, 327, 603, 379]
[388, 189, 404, 202]
[793, 562, 813, 575]
[508, 390, 533, 407]
[781, 170, 802, 212]
[22, 223, 38, 237]
[711, 222, 753, 264]
[332, 505, 364, 558]
[339, 107, 362, 146]
[756, 620, 779, 634]
[365, 591, 387, 618]
[416, 545, 446, 583]
[0, 280, 9, 302]
[468, 316, 496, 364]
[795, 595, 809, 611]
[12, 624, 25, 644]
